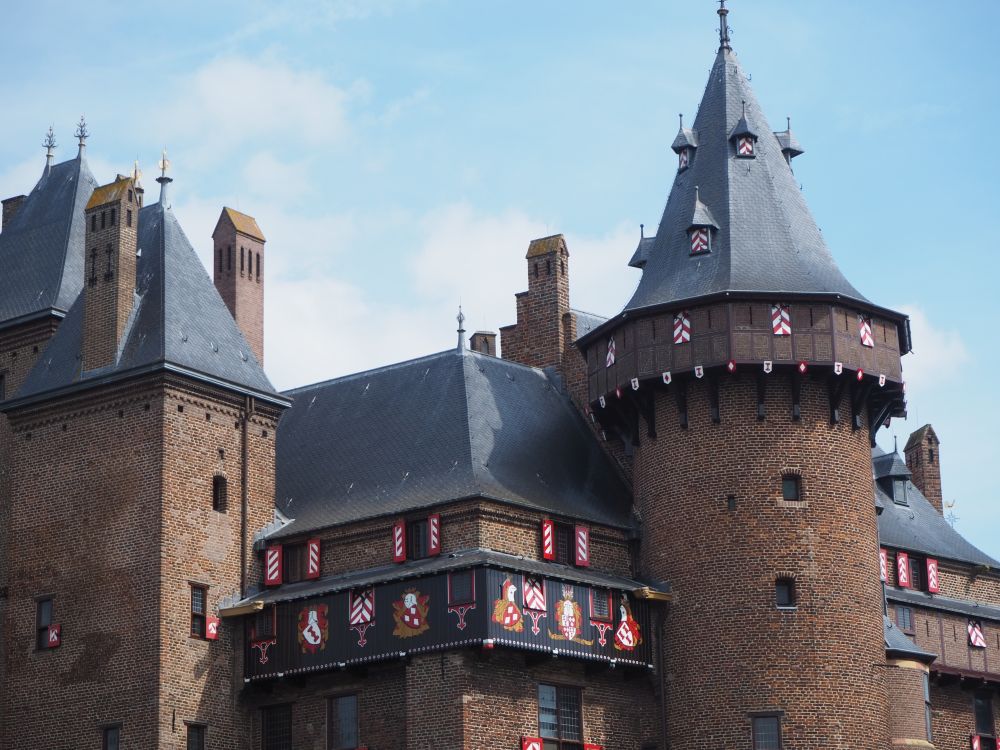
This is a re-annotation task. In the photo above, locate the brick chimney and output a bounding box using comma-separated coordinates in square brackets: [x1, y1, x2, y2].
[904, 424, 943, 513]
[500, 234, 571, 370]
[82, 176, 139, 371]
[469, 331, 497, 356]
[212, 207, 265, 365]
[1, 195, 26, 232]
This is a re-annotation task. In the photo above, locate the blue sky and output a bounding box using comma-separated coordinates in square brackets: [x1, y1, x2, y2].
[1, 1, 998, 552]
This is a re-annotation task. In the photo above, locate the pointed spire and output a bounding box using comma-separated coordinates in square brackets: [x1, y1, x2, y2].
[74, 116, 89, 157]
[43, 126, 57, 173]
[156, 148, 173, 207]
[456, 306, 466, 352]
[717, 0, 732, 52]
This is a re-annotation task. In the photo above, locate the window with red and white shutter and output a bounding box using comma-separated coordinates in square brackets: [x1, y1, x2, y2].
[264, 545, 283, 586]
[541, 519, 555, 560]
[575, 526, 590, 567]
[305, 538, 321, 580]
[926, 558, 940, 593]
[879, 548, 888, 582]
[428, 514, 441, 556]
[896, 551, 911, 588]
[392, 520, 406, 563]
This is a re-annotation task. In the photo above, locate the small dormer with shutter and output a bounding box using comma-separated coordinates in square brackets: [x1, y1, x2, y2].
[729, 100, 758, 158]
[671, 114, 699, 171]
[774, 116, 804, 166]
[687, 186, 719, 255]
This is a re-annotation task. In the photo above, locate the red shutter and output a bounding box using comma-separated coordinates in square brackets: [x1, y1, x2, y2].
[971, 735, 982, 750]
[428, 514, 441, 556]
[205, 616, 220, 640]
[926, 558, 940, 593]
[264, 545, 283, 586]
[584, 745, 604, 750]
[575, 525, 590, 567]
[306, 538, 321, 580]
[879, 548, 888, 582]
[896, 551, 910, 588]
[522, 738, 543, 750]
[541, 519, 555, 560]
[393, 520, 406, 563]
[47, 624, 61, 649]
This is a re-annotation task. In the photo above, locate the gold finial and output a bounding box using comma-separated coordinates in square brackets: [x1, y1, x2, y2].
[157, 148, 171, 178]
[132, 159, 143, 189]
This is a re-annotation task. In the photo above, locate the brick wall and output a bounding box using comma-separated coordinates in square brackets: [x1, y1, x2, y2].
[885, 660, 931, 744]
[213, 218, 265, 366]
[929, 681, 1000, 750]
[905, 428, 943, 514]
[633, 375, 888, 750]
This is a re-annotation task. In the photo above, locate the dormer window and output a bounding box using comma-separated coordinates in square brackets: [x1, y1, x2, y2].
[729, 100, 758, 159]
[736, 135, 755, 157]
[672, 114, 698, 173]
[892, 478, 908, 506]
[687, 186, 719, 256]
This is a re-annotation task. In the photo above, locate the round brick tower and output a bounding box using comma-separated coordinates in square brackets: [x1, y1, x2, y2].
[579, 6, 909, 750]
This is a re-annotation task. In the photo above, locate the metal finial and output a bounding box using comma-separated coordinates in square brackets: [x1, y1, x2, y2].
[742, 100, 747, 117]
[456, 306, 466, 352]
[43, 126, 57, 170]
[786, 116, 792, 131]
[678, 113, 684, 129]
[718, 0, 731, 51]
[156, 148, 173, 206]
[640, 223, 645, 239]
[132, 159, 143, 189]
[695, 185, 701, 202]
[74, 116, 89, 155]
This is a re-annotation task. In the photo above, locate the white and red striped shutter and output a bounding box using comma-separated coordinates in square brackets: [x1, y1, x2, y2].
[606, 337, 616, 368]
[541, 519, 555, 560]
[673, 312, 691, 344]
[523, 576, 546, 611]
[737, 135, 754, 156]
[205, 616, 220, 640]
[689, 227, 709, 254]
[971, 735, 983, 750]
[522, 738, 543, 750]
[350, 588, 375, 625]
[306, 538, 321, 580]
[678, 149, 689, 170]
[859, 315, 875, 347]
[896, 551, 911, 588]
[879, 548, 888, 582]
[392, 520, 406, 563]
[926, 558, 940, 593]
[428, 514, 441, 556]
[264, 545, 283, 586]
[47, 624, 61, 648]
[968, 621, 987, 648]
[771, 304, 791, 336]
[575, 525, 590, 567]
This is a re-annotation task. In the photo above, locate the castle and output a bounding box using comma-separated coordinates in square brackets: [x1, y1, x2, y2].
[1, 6, 997, 750]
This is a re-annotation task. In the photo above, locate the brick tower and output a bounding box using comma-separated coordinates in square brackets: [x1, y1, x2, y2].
[213, 207, 265, 366]
[577, 5, 909, 749]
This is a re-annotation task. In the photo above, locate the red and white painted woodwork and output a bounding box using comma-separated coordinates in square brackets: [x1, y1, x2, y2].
[428, 513, 441, 556]
[349, 588, 375, 625]
[306, 537, 321, 580]
[393, 520, 406, 563]
[605, 337, 616, 368]
[895, 551, 910, 588]
[859, 315, 875, 347]
[689, 227, 710, 254]
[879, 548, 888, 582]
[737, 135, 754, 156]
[46, 624, 61, 649]
[575, 525, 590, 567]
[678, 149, 689, 169]
[673, 311, 692, 344]
[205, 616, 220, 641]
[523, 576, 546, 611]
[522, 738, 543, 750]
[264, 545, 283, 586]
[541, 520, 555, 560]
[925, 558, 940, 593]
[968, 621, 987, 648]
[771, 304, 791, 335]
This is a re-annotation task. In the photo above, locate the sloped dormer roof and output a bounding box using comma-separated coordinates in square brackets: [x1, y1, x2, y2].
[270, 348, 633, 537]
[622, 46, 868, 315]
[0, 156, 97, 329]
[10, 201, 282, 406]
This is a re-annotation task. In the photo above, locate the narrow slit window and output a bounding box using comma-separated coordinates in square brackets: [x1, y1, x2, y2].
[212, 476, 227, 512]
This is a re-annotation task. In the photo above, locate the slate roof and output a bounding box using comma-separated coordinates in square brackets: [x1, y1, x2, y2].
[11, 200, 281, 405]
[887, 588, 1000, 624]
[873, 449, 911, 479]
[237, 548, 656, 607]
[0, 156, 97, 329]
[271, 348, 634, 538]
[883, 616, 935, 661]
[572, 309, 607, 339]
[618, 47, 871, 318]
[628, 236, 656, 269]
[876, 451, 997, 567]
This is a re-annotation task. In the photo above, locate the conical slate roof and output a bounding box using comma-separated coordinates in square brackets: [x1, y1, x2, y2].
[13, 200, 281, 404]
[624, 46, 866, 314]
[0, 156, 97, 328]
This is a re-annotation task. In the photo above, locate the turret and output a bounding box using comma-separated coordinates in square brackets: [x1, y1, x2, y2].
[904, 424, 943, 513]
[577, 5, 909, 749]
[213, 207, 266, 366]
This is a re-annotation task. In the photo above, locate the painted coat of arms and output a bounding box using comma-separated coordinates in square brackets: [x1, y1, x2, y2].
[614, 595, 642, 651]
[393, 589, 430, 638]
[549, 585, 593, 645]
[492, 577, 524, 632]
[297, 604, 329, 654]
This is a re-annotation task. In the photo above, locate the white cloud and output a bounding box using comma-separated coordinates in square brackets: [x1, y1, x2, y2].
[898, 304, 969, 394]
